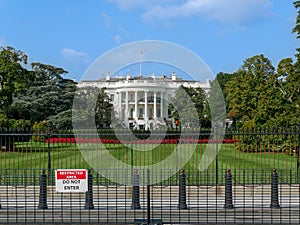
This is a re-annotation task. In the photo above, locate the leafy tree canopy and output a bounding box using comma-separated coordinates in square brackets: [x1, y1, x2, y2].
[169, 85, 209, 128]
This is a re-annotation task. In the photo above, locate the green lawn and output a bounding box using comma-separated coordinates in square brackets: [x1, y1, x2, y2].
[0, 142, 298, 185]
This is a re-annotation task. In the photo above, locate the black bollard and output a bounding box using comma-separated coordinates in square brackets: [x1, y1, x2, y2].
[224, 169, 234, 209]
[84, 169, 94, 209]
[38, 169, 48, 209]
[270, 168, 280, 208]
[177, 169, 187, 209]
[131, 169, 141, 209]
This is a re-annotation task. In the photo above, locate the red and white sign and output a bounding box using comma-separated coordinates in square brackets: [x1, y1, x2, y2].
[56, 169, 88, 193]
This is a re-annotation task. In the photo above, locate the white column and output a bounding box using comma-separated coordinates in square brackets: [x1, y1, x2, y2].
[154, 92, 157, 118]
[144, 91, 148, 119]
[160, 92, 164, 118]
[135, 91, 138, 119]
[119, 92, 122, 119]
[125, 91, 129, 119]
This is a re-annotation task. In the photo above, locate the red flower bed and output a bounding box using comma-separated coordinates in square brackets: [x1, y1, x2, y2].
[46, 137, 239, 144]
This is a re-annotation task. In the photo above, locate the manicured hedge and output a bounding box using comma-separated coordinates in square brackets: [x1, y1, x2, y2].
[46, 137, 239, 144]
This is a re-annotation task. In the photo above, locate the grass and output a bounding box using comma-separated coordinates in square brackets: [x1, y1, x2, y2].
[0, 142, 298, 185]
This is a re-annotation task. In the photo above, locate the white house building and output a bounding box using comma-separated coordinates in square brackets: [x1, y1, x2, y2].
[78, 72, 211, 130]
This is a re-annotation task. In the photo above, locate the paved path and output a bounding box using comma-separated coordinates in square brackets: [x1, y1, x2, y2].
[0, 197, 300, 224]
[0, 207, 300, 224]
[0, 185, 299, 224]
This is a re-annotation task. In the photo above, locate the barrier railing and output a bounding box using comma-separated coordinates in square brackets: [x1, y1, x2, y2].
[0, 168, 299, 224]
[0, 127, 299, 223]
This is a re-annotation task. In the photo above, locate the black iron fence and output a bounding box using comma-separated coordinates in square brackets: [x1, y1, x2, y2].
[0, 127, 299, 171]
[0, 127, 299, 224]
[0, 168, 299, 224]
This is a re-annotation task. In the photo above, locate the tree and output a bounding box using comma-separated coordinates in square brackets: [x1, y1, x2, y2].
[169, 85, 208, 128]
[0, 46, 34, 128]
[11, 63, 77, 129]
[225, 55, 276, 127]
[293, 1, 300, 60]
[72, 86, 113, 129]
[287, 1, 300, 125]
[0, 46, 33, 109]
[270, 58, 300, 126]
[225, 71, 248, 126]
[215, 72, 234, 93]
[95, 88, 114, 128]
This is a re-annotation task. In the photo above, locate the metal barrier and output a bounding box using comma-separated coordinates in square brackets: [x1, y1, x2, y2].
[0, 168, 299, 224]
[0, 127, 299, 223]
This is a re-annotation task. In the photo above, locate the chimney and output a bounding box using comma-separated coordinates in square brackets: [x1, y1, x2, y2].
[106, 72, 110, 81]
[151, 73, 156, 80]
[126, 72, 131, 80]
[171, 72, 176, 81]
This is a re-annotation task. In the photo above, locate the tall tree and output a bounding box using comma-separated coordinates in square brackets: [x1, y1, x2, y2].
[0, 46, 33, 127]
[293, 1, 300, 60]
[225, 55, 275, 127]
[288, 1, 300, 125]
[169, 85, 208, 128]
[213, 72, 236, 117]
[0, 46, 33, 109]
[11, 63, 77, 128]
[72, 86, 113, 129]
[271, 58, 300, 126]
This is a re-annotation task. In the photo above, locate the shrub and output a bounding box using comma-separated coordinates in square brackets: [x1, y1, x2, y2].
[233, 127, 298, 154]
[32, 121, 49, 142]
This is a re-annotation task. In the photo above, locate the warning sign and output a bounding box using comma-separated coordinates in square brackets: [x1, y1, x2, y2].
[56, 169, 88, 193]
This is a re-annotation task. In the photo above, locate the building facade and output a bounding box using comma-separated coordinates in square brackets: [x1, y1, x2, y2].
[78, 72, 211, 130]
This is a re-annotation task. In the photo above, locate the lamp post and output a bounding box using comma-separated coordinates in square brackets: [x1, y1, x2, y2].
[131, 143, 134, 172]
[47, 122, 52, 184]
[215, 124, 219, 186]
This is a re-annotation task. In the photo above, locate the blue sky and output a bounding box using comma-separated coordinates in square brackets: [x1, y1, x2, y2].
[0, 0, 298, 81]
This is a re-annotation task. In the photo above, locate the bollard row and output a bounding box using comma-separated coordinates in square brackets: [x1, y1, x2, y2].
[34, 168, 283, 210]
[223, 168, 280, 209]
[0, 169, 281, 210]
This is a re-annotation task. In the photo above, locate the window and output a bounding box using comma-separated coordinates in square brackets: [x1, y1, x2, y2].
[139, 108, 144, 118]
[157, 108, 161, 117]
[129, 93, 134, 102]
[110, 94, 114, 102]
[121, 92, 126, 103]
[130, 108, 134, 119]
[148, 92, 154, 103]
[138, 92, 144, 102]
[157, 95, 161, 103]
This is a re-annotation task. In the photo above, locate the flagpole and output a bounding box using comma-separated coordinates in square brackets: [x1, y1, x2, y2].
[139, 50, 143, 77]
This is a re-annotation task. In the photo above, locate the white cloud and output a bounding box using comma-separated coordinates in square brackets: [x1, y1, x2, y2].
[60, 48, 91, 80]
[61, 48, 89, 61]
[102, 12, 112, 27]
[109, 0, 275, 26]
[144, 0, 274, 25]
[114, 34, 122, 44]
[107, 0, 176, 10]
[61, 48, 90, 69]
